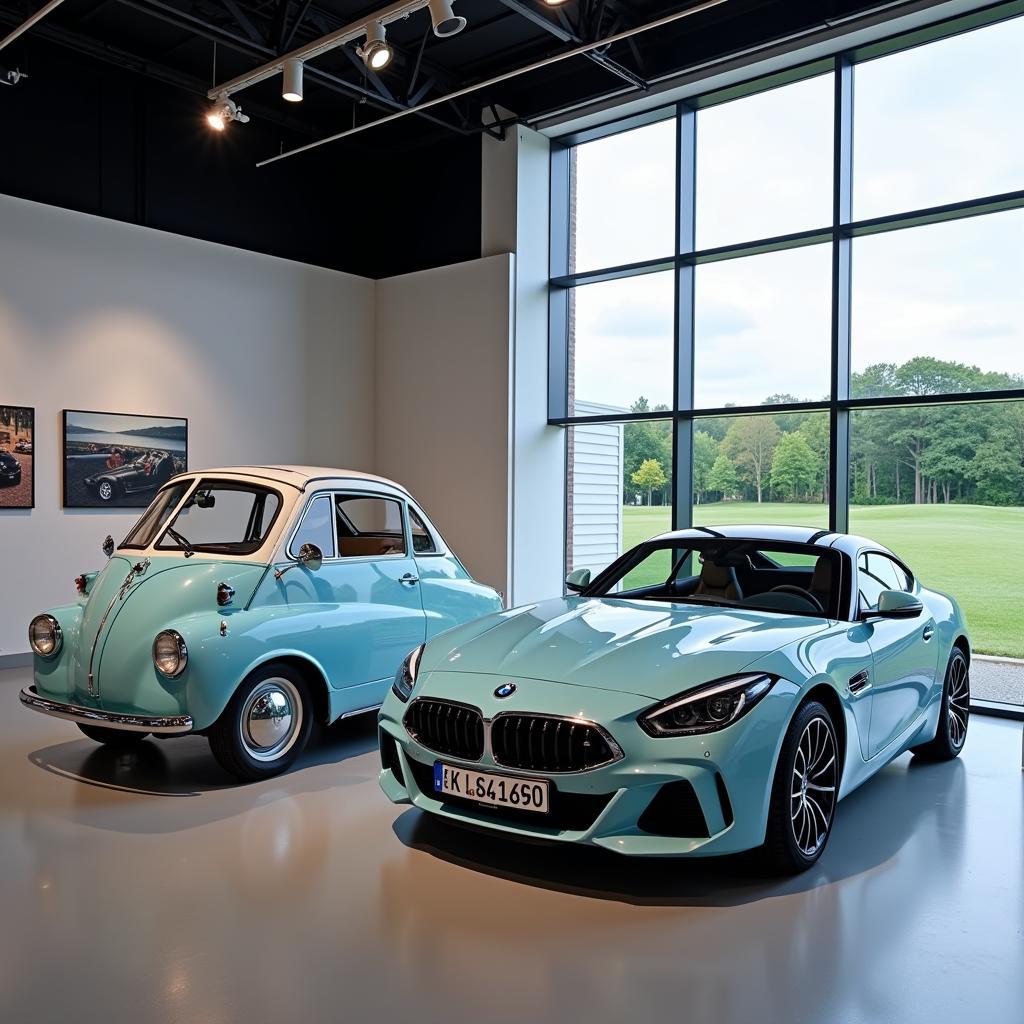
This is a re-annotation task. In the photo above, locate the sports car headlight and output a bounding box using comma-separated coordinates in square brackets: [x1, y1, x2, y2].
[29, 615, 62, 658]
[639, 674, 775, 737]
[152, 630, 188, 678]
[392, 644, 425, 703]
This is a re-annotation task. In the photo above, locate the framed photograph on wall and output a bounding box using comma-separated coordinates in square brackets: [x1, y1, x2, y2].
[0, 405, 35, 510]
[62, 409, 188, 508]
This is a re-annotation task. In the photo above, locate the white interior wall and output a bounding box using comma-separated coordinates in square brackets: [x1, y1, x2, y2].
[373, 254, 514, 599]
[0, 194, 375, 658]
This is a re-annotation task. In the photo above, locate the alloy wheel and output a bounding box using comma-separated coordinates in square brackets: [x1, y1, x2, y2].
[790, 716, 837, 858]
[947, 656, 970, 750]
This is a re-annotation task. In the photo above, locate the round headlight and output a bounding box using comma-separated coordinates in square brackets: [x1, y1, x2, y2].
[29, 614, 62, 658]
[152, 630, 188, 678]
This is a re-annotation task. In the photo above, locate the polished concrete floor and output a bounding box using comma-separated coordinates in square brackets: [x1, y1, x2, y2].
[2, 665, 1022, 1024]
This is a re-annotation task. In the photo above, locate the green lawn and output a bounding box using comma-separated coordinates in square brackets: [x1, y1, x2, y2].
[622, 502, 1024, 658]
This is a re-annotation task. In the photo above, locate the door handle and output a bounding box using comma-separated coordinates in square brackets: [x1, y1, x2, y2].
[922, 625, 935, 642]
[400, 572, 419, 586]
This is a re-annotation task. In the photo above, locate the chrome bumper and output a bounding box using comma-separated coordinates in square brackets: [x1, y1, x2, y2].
[19, 685, 193, 735]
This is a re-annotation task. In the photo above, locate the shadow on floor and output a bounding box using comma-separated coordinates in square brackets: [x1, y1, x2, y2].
[26, 712, 379, 798]
[393, 754, 967, 907]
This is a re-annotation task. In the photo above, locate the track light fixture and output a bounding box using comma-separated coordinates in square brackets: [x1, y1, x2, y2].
[542, 0, 572, 6]
[282, 58, 303, 102]
[206, 95, 249, 130]
[0, 65, 28, 86]
[427, 0, 466, 38]
[357, 21, 393, 71]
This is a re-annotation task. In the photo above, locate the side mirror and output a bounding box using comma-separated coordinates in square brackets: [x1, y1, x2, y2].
[565, 568, 591, 594]
[297, 543, 323, 572]
[274, 542, 324, 580]
[102, 535, 115, 558]
[866, 590, 923, 620]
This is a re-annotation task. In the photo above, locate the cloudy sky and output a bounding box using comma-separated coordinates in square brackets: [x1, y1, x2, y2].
[570, 15, 1024, 412]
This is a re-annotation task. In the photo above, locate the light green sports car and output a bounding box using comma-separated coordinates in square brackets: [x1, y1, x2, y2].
[378, 526, 971, 873]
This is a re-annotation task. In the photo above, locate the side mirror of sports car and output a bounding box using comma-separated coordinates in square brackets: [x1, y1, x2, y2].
[565, 568, 591, 594]
[867, 590, 924, 620]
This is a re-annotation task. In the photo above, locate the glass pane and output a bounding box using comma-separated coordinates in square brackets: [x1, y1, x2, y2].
[569, 118, 676, 274]
[569, 272, 674, 413]
[567, 421, 673, 582]
[335, 496, 406, 557]
[853, 17, 1024, 219]
[696, 74, 833, 250]
[851, 212, 1024, 398]
[694, 245, 832, 408]
[849, 402, 1024, 702]
[693, 411, 829, 527]
[291, 494, 336, 558]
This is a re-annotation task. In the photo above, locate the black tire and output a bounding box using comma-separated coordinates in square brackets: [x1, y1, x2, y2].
[208, 662, 313, 781]
[762, 700, 839, 875]
[77, 723, 150, 746]
[912, 647, 969, 761]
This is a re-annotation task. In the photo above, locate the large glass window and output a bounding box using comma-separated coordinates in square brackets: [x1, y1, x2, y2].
[853, 17, 1024, 219]
[695, 74, 833, 250]
[551, 5, 1024, 708]
[693, 412, 829, 528]
[851, 212, 1024, 397]
[849, 401, 1024, 671]
[568, 272, 675, 413]
[569, 118, 676, 274]
[695, 245, 832, 408]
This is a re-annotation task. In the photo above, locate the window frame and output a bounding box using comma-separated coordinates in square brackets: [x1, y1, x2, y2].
[285, 490, 413, 564]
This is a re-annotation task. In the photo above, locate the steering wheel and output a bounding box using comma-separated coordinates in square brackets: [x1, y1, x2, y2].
[769, 585, 824, 614]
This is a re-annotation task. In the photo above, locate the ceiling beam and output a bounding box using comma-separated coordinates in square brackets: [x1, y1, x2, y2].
[495, 0, 648, 90]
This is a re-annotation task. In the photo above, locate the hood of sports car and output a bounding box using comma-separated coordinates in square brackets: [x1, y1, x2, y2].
[429, 596, 829, 700]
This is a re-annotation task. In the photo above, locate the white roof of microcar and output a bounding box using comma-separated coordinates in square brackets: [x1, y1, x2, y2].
[179, 466, 411, 496]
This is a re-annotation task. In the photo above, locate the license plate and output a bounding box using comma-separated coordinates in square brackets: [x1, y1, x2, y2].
[434, 762, 550, 814]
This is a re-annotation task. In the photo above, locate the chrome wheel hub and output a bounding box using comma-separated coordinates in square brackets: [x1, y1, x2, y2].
[99, 482, 113, 500]
[790, 716, 837, 858]
[240, 678, 302, 762]
[947, 657, 970, 749]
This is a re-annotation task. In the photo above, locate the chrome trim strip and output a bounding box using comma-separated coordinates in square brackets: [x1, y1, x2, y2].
[340, 703, 382, 720]
[19, 685, 193, 734]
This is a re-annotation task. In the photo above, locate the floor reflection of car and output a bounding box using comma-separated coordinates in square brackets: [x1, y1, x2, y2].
[0, 449, 22, 486]
[380, 526, 972, 875]
[22, 466, 503, 781]
[83, 450, 176, 502]
[14, 440, 32, 454]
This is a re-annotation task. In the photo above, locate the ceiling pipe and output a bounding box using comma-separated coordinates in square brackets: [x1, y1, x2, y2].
[256, 0, 731, 166]
[208, 0, 448, 100]
[0, 0, 68, 52]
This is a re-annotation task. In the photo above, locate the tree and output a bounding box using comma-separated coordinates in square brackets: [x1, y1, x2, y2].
[623, 419, 672, 505]
[798, 412, 829, 502]
[693, 431, 717, 504]
[632, 459, 667, 506]
[770, 433, 819, 500]
[722, 416, 780, 502]
[707, 454, 739, 499]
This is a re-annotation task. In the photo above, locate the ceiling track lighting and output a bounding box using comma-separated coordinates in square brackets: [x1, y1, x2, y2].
[282, 57, 303, 102]
[427, 0, 466, 38]
[356, 22, 393, 71]
[206, 94, 250, 131]
[206, 0, 469, 114]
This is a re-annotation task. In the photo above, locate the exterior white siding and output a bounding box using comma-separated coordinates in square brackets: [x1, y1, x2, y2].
[571, 402, 624, 578]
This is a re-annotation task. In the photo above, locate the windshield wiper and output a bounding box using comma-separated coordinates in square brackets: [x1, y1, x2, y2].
[166, 527, 194, 558]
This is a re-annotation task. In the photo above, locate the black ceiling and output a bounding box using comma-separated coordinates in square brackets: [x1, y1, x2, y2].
[0, 0, 940, 277]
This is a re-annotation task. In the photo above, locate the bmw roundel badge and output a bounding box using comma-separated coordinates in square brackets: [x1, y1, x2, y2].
[494, 682, 517, 699]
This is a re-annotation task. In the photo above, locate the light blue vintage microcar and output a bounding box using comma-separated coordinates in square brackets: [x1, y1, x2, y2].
[21, 466, 502, 780]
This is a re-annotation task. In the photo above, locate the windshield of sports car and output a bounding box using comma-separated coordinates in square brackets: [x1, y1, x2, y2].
[584, 539, 842, 618]
[123, 480, 283, 555]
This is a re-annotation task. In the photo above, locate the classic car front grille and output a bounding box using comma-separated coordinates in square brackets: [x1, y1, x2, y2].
[491, 714, 620, 773]
[404, 698, 485, 761]
[406, 758, 614, 833]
